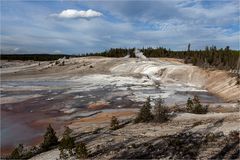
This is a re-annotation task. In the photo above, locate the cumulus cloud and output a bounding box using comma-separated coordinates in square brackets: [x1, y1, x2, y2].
[51, 9, 103, 19]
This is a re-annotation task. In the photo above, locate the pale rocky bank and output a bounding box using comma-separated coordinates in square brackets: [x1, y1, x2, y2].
[1, 57, 239, 159]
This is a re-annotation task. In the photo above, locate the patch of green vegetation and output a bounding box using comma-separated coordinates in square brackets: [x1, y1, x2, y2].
[79, 46, 240, 72]
[153, 98, 170, 123]
[9, 144, 23, 159]
[75, 142, 88, 159]
[41, 124, 59, 151]
[59, 126, 76, 158]
[186, 96, 208, 114]
[134, 97, 154, 123]
[110, 116, 120, 130]
[135, 97, 170, 123]
[1, 54, 72, 61]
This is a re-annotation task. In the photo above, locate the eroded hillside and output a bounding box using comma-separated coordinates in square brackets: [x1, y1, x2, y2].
[1, 56, 239, 159]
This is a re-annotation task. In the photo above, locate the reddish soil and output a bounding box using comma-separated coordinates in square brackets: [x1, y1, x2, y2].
[1, 109, 64, 156]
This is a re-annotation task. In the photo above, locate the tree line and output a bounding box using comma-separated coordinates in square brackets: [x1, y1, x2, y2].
[141, 46, 239, 71]
[0, 54, 72, 61]
[1, 46, 239, 72]
[81, 48, 136, 58]
[88, 46, 239, 72]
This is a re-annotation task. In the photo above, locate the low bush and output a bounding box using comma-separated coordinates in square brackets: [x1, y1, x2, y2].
[186, 96, 208, 114]
[75, 142, 88, 159]
[59, 126, 76, 158]
[8, 144, 41, 159]
[154, 98, 170, 123]
[135, 97, 154, 123]
[41, 124, 59, 151]
[205, 132, 216, 142]
[110, 116, 120, 130]
[135, 97, 171, 123]
[9, 144, 23, 159]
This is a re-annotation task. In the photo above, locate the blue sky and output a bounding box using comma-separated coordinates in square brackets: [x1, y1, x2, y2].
[1, 0, 239, 54]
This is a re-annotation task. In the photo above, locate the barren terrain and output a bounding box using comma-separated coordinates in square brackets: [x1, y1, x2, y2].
[1, 56, 239, 159]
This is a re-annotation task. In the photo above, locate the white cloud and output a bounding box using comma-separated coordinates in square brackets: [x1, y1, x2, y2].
[179, 1, 239, 26]
[51, 9, 103, 19]
[2, 1, 239, 53]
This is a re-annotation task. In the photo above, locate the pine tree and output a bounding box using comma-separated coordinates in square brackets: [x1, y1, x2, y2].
[110, 116, 120, 130]
[9, 144, 23, 159]
[41, 124, 58, 150]
[59, 127, 75, 158]
[188, 43, 191, 52]
[10, 148, 20, 159]
[225, 46, 230, 51]
[135, 97, 153, 123]
[59, 126, 75, 157]
[75, 142, 88, 159]
[186, 97, 193, 111]
[186, 95, 208, 114]
[192, 95, 200, 104]
[154, 98, 169, 123]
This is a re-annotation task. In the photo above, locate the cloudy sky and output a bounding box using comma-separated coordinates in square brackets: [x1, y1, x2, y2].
[1, 0, 239, 54]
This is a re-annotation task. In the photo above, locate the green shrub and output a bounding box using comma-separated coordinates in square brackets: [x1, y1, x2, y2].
[9, 144, 43, 159]
[186, 97, 193, 111]
[75, 142, 88, 159]
[8, 125, 59, 159]
[205, 132, 216, 142]
[9, 144, 23, 159]
[110, 116, 120, 130]
[59, 126, 75, 157]
[193, 103, 208, 114]
[186, 96, 208, 114]
[41, 124, 58, 150]
[10, 148, 20, 159]
[135, 97, 153, 123]
[154, 98, 169, 123]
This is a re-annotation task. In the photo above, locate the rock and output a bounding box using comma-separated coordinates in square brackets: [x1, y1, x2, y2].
[215, 131, 224, 137]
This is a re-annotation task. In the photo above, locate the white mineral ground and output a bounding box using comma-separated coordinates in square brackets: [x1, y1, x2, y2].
[0, 56, 239, 158]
